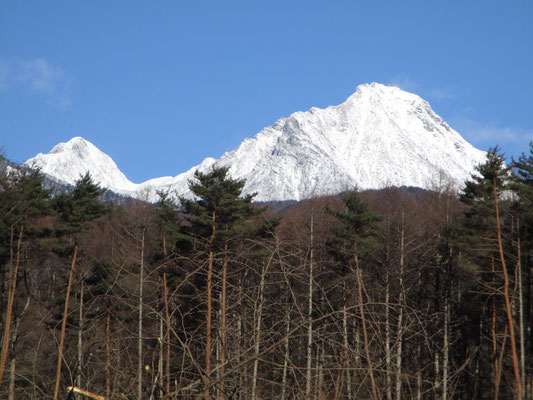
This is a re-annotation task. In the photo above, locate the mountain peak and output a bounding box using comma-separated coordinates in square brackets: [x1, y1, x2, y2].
[24, 137, 137, 193]
[212, 82, 486, 201]
[347, 82, 422, 103]
[24, 83, 487, 202]
[50, 136, 92, 156]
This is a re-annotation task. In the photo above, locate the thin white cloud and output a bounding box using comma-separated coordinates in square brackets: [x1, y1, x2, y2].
[428, 87, 454, 100]
[0, 58, 73, 109]
[450, 117, 533, 145]
[388, 77, 421, 92]
[388, 76, 454, 101]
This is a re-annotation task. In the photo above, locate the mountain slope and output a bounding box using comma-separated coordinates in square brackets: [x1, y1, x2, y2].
[157, 83, 486, 201]
[25, 137, 138, 194]
[24, 83, 487, 202]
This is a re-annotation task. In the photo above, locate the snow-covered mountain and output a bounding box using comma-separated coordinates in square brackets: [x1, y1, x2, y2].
[25, 137, 139, 196]
[24, 83, 487, 202]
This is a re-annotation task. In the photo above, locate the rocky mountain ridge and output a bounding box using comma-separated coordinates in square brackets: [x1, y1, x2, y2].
[23, 83, 487, 202]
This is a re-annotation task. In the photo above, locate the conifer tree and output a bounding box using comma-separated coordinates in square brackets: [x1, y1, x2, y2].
[152, 190, 182, 395]
[53, 172, 109, 242]
[511, 141, 533, 396]
[51, 172, 109, 400]
[327, 190, 381, 400]
[179, 166, 266, 398]
[460, 147, 509, 244]
[0, 170, 51, 390]
[458, 147, 522, 399]
[512, 142, 533, 240]
[154, 190, 180, 259]
[327, 191, 381, 262]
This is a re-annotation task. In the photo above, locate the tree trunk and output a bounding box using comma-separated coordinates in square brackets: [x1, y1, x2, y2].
[220, 239, 229, 399]
[305, 214, 314, 400]
[526, 248, 532, 400]
[77, 279, 84, 399]
[385, 269, 392, 400]
[316, 341, 324, 400]
[216, 301, 221, 399]
[7, 354, 14, 400]
[163, 273, 171, 395]
[237, 274, 244, 400]
[443, 297, 449, 400]
[281, 303, 291, 400]
[442, 198, 451, 400]
[0, 224, 23, 388]
[495, 325, 508, 400]
[343, 281, 352, 400]
[395, 222, 405, 400]
[7, 316, 21, 400]
[251, 262, 267, 400]
[494, 181, 522, 400]
[158, 311, 164, 399]
[516, 220, 526, 398]
[138, 227, 145, 400]
[106, 313, 111, 400]
[54, 242, 78, 400]
[491, 256, 501, 400]
[66, 386, 105, 400]
[205, 210, 216, 398]
[355, 255, 379, 400]
[162, 231, 167, 259]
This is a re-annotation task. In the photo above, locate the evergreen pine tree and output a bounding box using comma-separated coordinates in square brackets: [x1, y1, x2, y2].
[512, 141, 533, 241]
[457, 147, 519, 399]
[460, 147, 510, 254]
[154, 190, 180, 259]
[327, 190, 381, 400]
[51, 172, 109, 400]
[511, 141, 533, 394]
[179, 166, 268, 398]
[179, 167, 260, 245]
[53, 172, 109, 244]
[327, 190, 381, 264]
[0, 169, 51, 389]
[458, 147, 510, 277]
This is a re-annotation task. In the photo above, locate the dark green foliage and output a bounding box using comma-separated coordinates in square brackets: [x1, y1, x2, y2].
[511, 141, 533, 378]
[458, 147, 509, 264]
[512, 141, 533, 240]
[179, 166, 267, 247]
[53, 172, 110, 241]
[327, 190, 381, 266]
[0, 169, 53, 397]
[0, 169, 52, 267]
[0, 169, 52, 305]
[461, 146, 508, 205]
[155, 191, 180, 234]
[459, 145, 509, 275]
[0, 169, 51, 225]
[153, 190, 181, 259]
[456, 147, 517, 398]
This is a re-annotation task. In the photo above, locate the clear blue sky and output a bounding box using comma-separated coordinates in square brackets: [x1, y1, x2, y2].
[1, 1, 532, 183]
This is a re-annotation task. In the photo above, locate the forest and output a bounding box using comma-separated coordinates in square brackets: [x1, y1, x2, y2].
[0, 144, 532, 400]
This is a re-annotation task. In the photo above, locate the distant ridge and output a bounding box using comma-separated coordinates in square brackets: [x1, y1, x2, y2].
[24, 83, 486, 202]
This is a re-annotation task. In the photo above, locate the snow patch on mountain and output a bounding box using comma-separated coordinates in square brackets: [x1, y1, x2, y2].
[25, 137, 138, 194]
[211, 83, 486, 201]
[24, 83, 487, 202]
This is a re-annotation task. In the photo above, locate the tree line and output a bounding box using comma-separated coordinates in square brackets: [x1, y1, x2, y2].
[0, 144, 532, 399]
